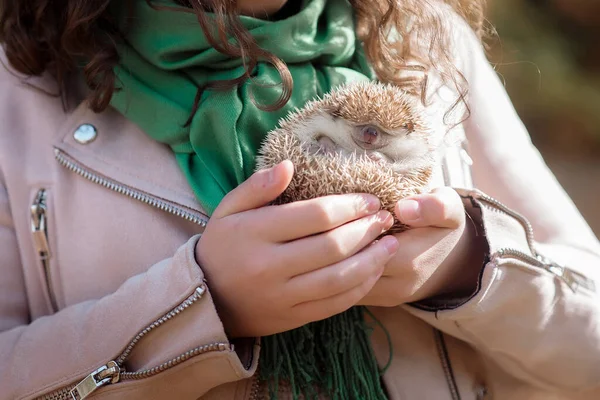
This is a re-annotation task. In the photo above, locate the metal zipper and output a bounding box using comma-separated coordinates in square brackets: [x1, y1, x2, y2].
[31, 189, 59, 313]
[470, 190, 596, 294]
[54, 149, 209, 228]
[35, 153, 221, 399]
[492, 248, 596, 293]
[42, 341, 232, 400]
[248, 373, 262, 400]
[38, 285, 232, 400]
[469, 191, 536, 253]
[433, 329, 461, 400]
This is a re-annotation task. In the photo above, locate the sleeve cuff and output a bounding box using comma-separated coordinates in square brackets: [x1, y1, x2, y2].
[410, 191, 489, 311]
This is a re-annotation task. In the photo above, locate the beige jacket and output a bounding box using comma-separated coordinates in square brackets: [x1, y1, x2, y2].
[1, 11, 600, 400]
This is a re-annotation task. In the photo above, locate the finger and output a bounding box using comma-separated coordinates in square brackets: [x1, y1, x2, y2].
[288, 236, 399, 306]
[395, 187, 465, 229]
[212, 160, 294, 218]
[279, 211, 394, 275]
[360, 225, 467, 306]
[250, 192, 382, 242]
[292, 265, 385, 324]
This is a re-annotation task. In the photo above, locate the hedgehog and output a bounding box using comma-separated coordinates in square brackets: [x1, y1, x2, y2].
[256, 81, 438, 232]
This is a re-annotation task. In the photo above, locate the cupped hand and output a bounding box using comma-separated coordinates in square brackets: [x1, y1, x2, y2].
[195, 161, 400, 338]
[359, 187, 487, 307]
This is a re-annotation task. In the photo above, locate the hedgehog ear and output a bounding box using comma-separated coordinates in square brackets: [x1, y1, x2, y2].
[403, 121, 415, 133]
[321, 104, 341, 119]
[320, 97, 339, 116]
[330, 108, 342, 119]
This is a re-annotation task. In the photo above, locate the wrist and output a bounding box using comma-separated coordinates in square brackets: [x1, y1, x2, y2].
[443, 213, 487, 296]
[420, 196, 488, 302]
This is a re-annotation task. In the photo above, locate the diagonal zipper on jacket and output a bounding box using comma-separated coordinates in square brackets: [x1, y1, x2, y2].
[36, 285, 232, 400]
[54, 148, 209, 228]
[470, 190, 596, 294]
[33, 150, 228, 400]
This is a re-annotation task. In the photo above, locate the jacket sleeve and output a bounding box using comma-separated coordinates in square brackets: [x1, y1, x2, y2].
[406, 10, 600, 393]
[0, 179, 256, 399]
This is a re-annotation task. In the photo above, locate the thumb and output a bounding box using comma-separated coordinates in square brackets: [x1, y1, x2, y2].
[212, 160, 294, 218]
[395, 187, 465, 229]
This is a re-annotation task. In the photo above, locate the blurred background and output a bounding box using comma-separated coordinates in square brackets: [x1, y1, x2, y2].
[486, 0, 600, 235]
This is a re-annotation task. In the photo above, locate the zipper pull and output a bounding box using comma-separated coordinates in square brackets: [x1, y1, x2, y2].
[540, 256, 597, 294]
[31, 189, 51, 260]
[70, 361, 121, 400]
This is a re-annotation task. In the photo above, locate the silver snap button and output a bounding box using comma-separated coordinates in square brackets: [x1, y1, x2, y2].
[73, 124, 97, 145]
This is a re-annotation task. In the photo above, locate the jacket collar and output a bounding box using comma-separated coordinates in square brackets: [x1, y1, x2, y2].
[53, 101, 207, 217]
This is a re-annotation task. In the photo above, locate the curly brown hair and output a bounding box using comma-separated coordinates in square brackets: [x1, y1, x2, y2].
[0, 0, 487, 115]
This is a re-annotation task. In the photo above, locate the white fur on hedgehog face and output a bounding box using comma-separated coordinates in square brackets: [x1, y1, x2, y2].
[293, 111, 434, 173]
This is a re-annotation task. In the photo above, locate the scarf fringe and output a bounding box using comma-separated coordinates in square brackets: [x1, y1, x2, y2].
[260, 307, 389, 400]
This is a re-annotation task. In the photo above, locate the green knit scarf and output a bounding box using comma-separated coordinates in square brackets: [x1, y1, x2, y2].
[110, 1, 387, 398]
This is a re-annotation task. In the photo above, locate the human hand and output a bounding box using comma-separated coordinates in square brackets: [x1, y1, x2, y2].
[359, 187, 487, 307]
[195, 161, 400, 338]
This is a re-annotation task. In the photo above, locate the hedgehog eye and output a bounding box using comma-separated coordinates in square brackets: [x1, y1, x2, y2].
[361, 126, 379, 144]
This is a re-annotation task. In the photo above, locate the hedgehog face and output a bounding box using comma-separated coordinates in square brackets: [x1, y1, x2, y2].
[256, 82, 437, 228]
[278, 82, 435, 174]
[293, 111, 433, 174]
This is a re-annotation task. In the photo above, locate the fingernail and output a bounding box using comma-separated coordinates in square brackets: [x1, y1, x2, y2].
[364, 195, 381, 213]
[381, 236, 399, 255]
[398, 200, 420, 222]
[378, 211, 394, 229]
